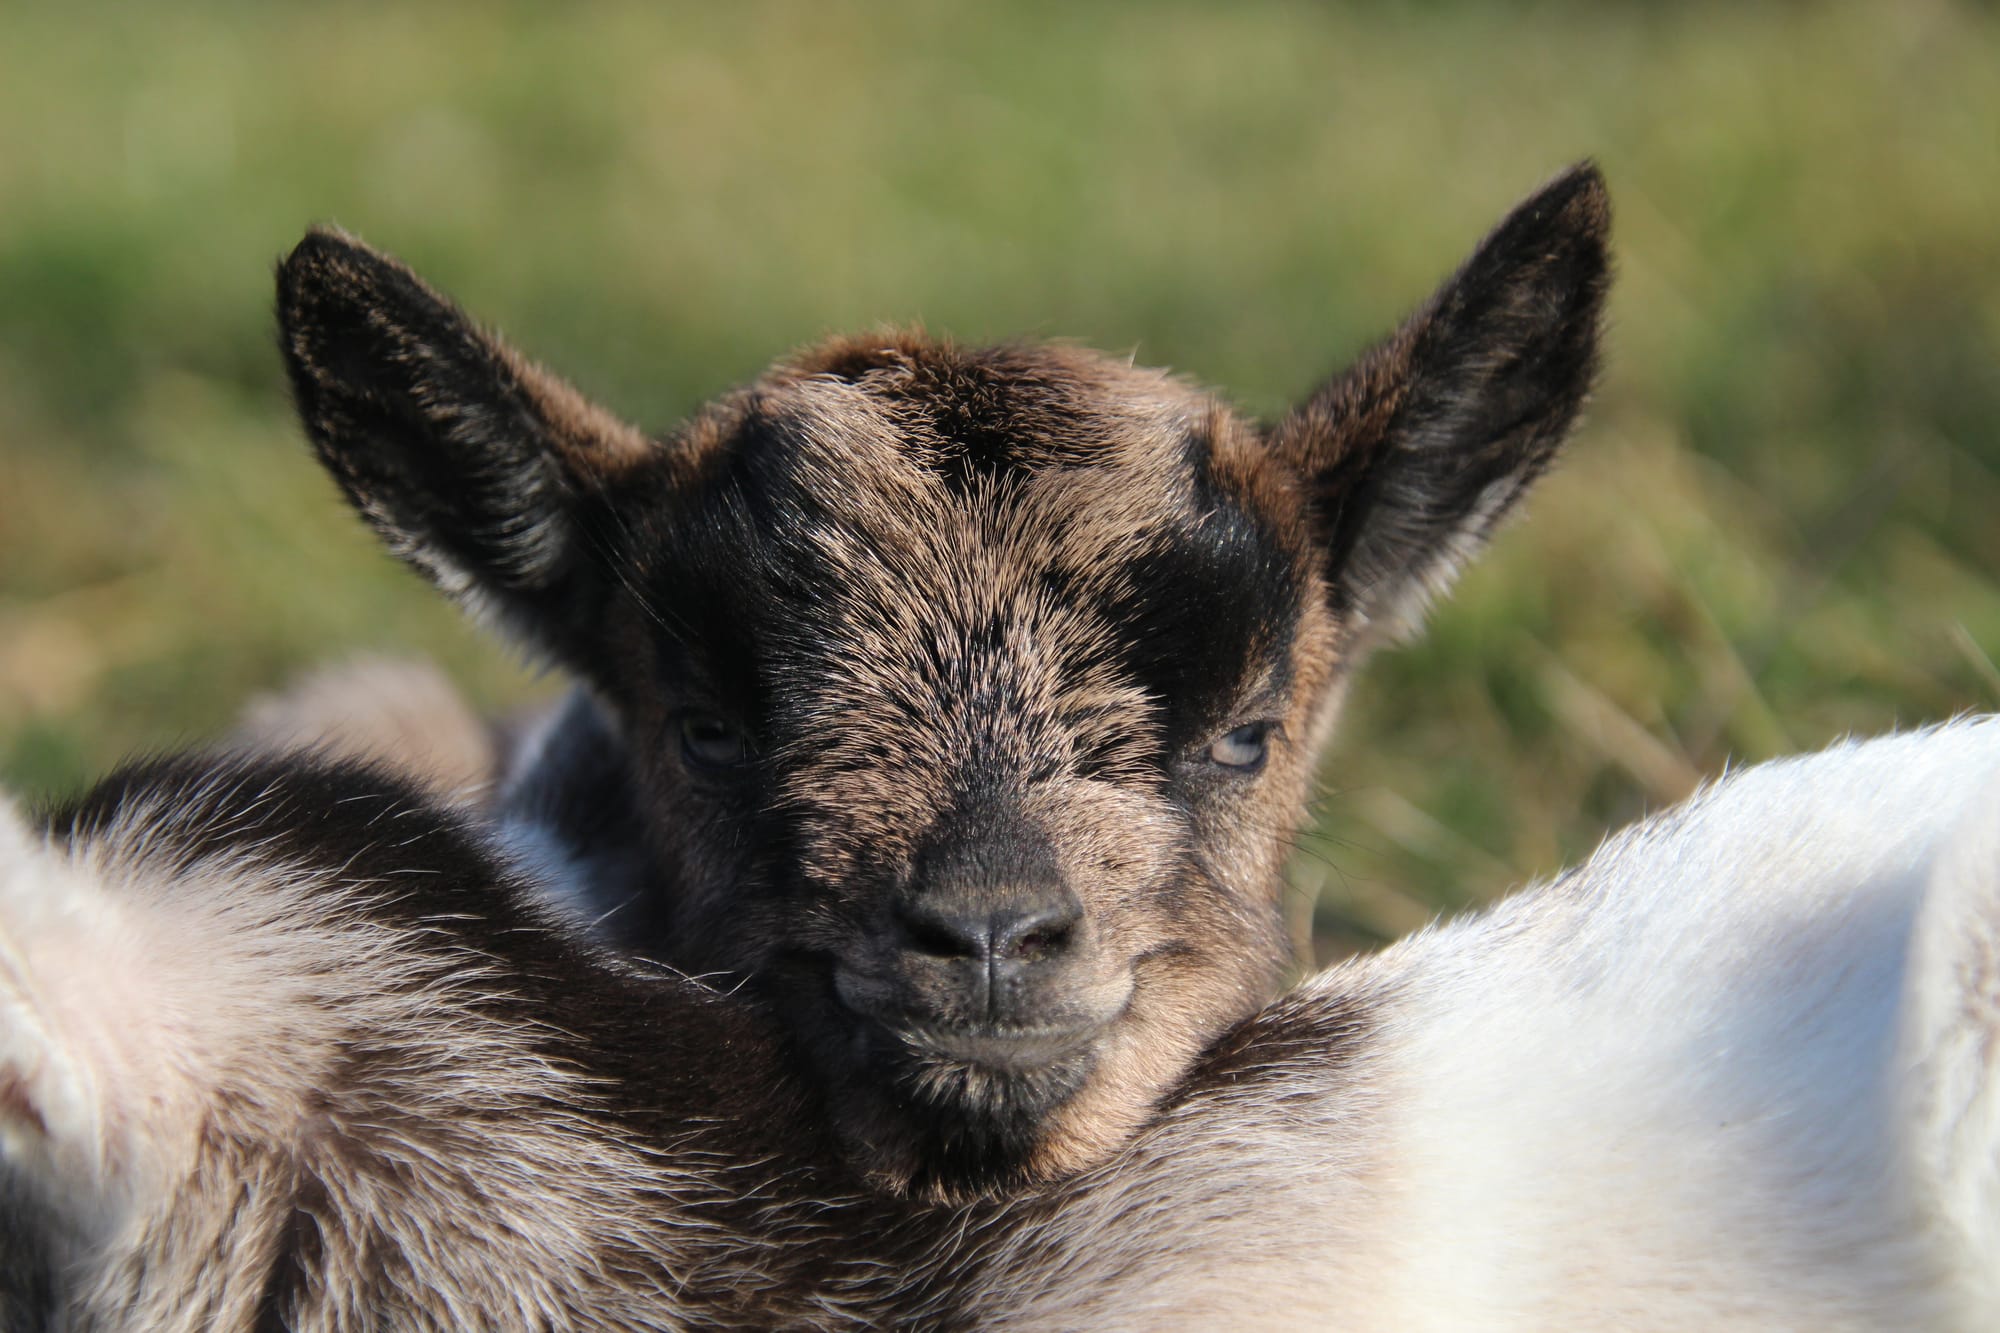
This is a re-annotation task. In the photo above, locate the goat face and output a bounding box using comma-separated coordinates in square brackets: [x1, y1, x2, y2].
[275, 163, 1609, 1194]
[598, 338, 1331, 1192]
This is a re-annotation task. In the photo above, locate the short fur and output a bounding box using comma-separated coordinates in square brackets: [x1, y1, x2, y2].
[271, 166, 1610, 1195]
[6, 723, 2000, 1328]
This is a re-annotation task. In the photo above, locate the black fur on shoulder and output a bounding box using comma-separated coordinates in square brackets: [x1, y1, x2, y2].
[44, 748, 812, 1147]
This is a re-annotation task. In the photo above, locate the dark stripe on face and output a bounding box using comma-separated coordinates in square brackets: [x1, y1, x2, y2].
[1098, 483, 1300, 752]
[612, 413, 827, 735]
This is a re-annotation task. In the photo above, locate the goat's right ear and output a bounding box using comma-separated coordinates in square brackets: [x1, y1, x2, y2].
[277, 229, 653, 664]
[1273, 163, 1610, 648]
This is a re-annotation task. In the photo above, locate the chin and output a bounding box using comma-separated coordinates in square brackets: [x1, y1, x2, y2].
[813, 1010, 1103, 1199]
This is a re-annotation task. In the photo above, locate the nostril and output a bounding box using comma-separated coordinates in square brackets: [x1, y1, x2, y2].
[894, 898, 990, 960]
[1007, 923, 1071, 964]
[992, 901, 1081, 966]
[892, 895, 1081, 967]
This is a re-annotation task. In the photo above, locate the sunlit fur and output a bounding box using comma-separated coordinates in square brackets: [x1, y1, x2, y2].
[272, 166, 1609, 1195]
[6, 724, 2000, 1328]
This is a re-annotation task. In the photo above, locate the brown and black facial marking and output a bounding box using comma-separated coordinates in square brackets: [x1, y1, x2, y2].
[276, 162, 1609, 1197]
[553, 354, 1321, 1192]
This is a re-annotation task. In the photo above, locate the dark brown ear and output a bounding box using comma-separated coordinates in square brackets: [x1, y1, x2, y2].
[1273, 162, 1610, 644]
[276, 228, 653, 665]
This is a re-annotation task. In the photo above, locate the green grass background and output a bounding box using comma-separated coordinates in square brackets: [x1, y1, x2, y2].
[3, 2, 1997, 959]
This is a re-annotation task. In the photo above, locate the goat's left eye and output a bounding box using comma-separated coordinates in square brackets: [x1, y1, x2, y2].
[1209, 721, 1277, 772]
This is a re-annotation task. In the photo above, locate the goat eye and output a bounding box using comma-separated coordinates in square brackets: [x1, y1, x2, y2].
[1208, 721, 1276, 772]
[680, 714, 750, 770]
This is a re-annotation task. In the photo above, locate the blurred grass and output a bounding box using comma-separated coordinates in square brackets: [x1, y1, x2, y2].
[2, 1, 1997, 956]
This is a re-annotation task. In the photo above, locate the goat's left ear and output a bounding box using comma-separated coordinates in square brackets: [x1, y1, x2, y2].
[277, 228, 654, 668]
[1273, 162, 1610, 643]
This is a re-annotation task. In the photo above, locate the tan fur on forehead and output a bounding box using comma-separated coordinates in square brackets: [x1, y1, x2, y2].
[780, 328, 1207, 408]
[771, 330, 1228, 474]
[666, 331, 1311, 611]
[738, 344, 1280, 612]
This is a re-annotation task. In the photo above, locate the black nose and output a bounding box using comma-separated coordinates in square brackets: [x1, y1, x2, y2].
[894, 892, 1081, 967]
[891, 810, 1085, 1021]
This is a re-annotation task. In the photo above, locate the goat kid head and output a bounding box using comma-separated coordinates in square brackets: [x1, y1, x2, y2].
[275, 164, 1609, 1196]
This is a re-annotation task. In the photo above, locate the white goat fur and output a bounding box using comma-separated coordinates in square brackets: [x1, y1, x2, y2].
[2, 719, 1997, 1328]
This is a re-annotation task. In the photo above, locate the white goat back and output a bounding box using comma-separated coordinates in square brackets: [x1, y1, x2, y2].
[1347, 718, 2000, 1329]
[1902, 748, 2000, 1321]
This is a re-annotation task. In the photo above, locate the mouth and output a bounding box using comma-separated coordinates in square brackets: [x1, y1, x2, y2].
[829, 965, 1123, 1075]
[896, 1021, 1102, 1074]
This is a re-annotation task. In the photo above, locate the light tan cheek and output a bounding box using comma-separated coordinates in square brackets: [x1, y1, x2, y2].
[1290, 613, 1352, 759]
[1021, 779, 1181, 924]
[1029, 939, 1269, 1181]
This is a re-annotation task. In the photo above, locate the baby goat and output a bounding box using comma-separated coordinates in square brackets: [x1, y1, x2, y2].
[271, 166, 1608, 1196]
[5, 722, 1999, 1328]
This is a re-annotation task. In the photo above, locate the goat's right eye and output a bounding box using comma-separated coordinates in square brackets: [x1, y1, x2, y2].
[1208, 721, 1278, 772]
[680, 714, 750, 771]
